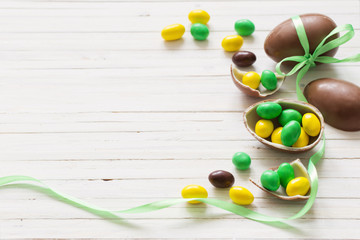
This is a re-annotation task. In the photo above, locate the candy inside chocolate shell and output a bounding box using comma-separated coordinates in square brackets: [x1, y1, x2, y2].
[243, 99, 324, 152]
[231, 65, 285, 97]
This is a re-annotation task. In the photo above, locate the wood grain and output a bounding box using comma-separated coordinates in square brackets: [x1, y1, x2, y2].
[0, 0, 359, 239]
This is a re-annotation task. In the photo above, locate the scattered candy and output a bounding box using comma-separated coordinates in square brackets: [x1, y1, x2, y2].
[302, 113, 321, 137]
[278, 109, 302, 126]
[229, 186, 254, 205]
[256, 102, 282, 119]
[242, 71, 260, 89]
[188, 9, 210, 24]
[181, 185, 208, 204]
[255, 119, 274, 138]
[161, 24, 185, 41]
[222, 35, 243, 52]
[271, 127, 283, 144]
[190, 23, 209, 41]
[260, 70, 277, 90]
[260, 170, 280, 191]
[292, 127, 309, 147]
[208, 170, 235, 188]
[281, 120, 301, 147]
[232, 152, 251, 170]
[232, 51, 256, 67]
[277, 163, 295, 188]
[286, 177, 310, 196]
[234, 19, 255, 36]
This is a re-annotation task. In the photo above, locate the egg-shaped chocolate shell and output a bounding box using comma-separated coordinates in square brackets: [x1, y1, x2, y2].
[264, 13, 339, 66]
[304, 78, 360, 131]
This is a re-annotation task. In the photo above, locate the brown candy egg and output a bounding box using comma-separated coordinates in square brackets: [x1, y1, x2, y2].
[232, 51, 256, 67]
[304, 78, 360, 131]
[231, 65, 285, 97]
[264, 13, 339, 67]
[243, 99, 324, 152]
[208, 170, 235, 188]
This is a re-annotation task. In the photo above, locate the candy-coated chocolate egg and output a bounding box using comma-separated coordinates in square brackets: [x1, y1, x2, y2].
[292, 127, 309, 147]
[181, 185, 208, 204]
[188, 9, 210, 24]
[161, 24, 185, 41]
[260, 170, 280, 191]
[232, 152, 251, 170]
[222, 35, 243, 52]
[271, 127, 283, 144]
[278, 109, 302, 126]
[232, 51, 256, 67]
[190, 23, 209, 41]
[281, 120, 301, 147]
[302, 113, 321, 137]
[208, 170, 235, 188]
[260, 70, 278, 90]
[234, 19, 255, 36]
[229, 186, 254, 205]
[286, 177, 310, 196]
[277, 163, 295, 188]
[255, 119, 274, 138]
[242, 71, 261, 89]
[256, 102, 282, 119]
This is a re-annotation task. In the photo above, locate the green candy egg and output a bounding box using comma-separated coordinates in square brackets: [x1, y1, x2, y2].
[281, 120, 301, 147]
[278, 109, 302, 126]
[190, 23, 209, 41]
[260, 70, 277, 90]
[256, 102, 282, 119]
[260, 170, 280, 191]
[232, 152, 251, 170]
[234, 19, 255, 36]
[277, 163, 295, 188]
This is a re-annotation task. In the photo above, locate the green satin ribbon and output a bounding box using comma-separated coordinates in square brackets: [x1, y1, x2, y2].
[0, 136, 325, 223]
[276, 15, 360, 101]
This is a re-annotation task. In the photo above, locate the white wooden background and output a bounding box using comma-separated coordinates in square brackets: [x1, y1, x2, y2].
[0, 0, 359, 239]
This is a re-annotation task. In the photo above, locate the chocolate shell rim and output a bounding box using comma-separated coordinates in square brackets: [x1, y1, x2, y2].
[243, 98, 325, 152]
[249, 159, 311, 201]
[231, 65, 286, 98]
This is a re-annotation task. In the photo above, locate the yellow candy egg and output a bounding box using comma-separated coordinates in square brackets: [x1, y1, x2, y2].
[161, 24, 185, 41]
[221, 35, 243, 52]
[292, 127, 309, 147]
[181, 185, 208, 204]
[255, 119, 274, 138]
[302, 113, 321, 137]
[286, 177, 310, 196]
[242, 71, 261, 89]
[271, 127, 283, 144]
[229, 186, 254, 205]
[188, 9, 210, 24]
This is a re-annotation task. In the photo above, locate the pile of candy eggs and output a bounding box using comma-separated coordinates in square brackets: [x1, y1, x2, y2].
[243, 99, 324, 152]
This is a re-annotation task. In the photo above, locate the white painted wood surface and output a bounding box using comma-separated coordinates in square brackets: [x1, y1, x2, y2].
[0, 0, 359, 238]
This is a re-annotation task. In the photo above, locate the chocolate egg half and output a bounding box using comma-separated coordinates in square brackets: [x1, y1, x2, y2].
[244, 99, 324, 152]
[264, 13, 339, 66]
[304, 78, 360, 131]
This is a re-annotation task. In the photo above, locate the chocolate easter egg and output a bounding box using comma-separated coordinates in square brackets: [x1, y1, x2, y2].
[304, 78, 360, 131]
[264, 14, 339, 66]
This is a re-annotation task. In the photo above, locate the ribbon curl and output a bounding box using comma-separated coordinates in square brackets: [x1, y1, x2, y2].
[275, 15, 360, 102]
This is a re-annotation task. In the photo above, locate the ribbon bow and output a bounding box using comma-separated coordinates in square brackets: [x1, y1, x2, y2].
[275, 15, 360, 102]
